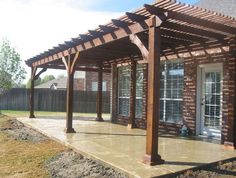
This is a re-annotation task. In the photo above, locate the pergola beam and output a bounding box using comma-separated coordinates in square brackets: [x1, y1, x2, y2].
[79, 34, 92, 41]
[71, 38, 83, 44]
[99, 25, 117, 33]
[112, 19, 130, 28]
[130, 34, 149, 61]
[44, 65, 111, 73]
[30, 14, 167, 68]
[126, 12, 148, 22]
[88, 30, 104, 37]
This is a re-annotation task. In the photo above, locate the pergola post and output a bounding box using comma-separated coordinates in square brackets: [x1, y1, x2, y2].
[63, 52, 80, 133]
[128, 59, 137, 129]
[96, 63, 104, 121]
[66, 66, 75, 133]
[142, 17, 164, 165]
[111, 63, 118, 122]
[29, 67, 47, 118]
[29, 67, 37, 118]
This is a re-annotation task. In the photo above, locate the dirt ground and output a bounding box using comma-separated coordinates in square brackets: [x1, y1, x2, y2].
[47, 151, 128, 178]
[0, 118, 48, 142]
[0, 115, 128, 178]
[174, 160, 236, 178]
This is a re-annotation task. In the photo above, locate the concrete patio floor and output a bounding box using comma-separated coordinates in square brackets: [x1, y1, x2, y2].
[17, 117, 236, 178]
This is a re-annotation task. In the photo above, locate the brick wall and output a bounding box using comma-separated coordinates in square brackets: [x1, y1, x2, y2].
[85, 72, 111, 91]
[114, 63, 148, 129]
[111, 46, 236, 145]
[112, 62, 182, 133]
[183, 48, 235, 145]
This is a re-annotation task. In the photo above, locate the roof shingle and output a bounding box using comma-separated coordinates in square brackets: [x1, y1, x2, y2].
[196, 0, 236, 18]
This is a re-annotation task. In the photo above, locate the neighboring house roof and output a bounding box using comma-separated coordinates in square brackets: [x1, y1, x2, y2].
[36, 77, 67, 89]
[35, 77, 85, 90]
[196, 0, 236, 18]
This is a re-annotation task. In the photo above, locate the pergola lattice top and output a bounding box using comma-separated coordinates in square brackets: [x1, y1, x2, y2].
[25, 0, 236, 69]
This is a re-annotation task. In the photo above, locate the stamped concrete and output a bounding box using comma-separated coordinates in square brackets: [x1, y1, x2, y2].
[17, 117, 236, 178]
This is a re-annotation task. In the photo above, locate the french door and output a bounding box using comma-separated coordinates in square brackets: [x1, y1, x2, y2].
[199, 64, 223, 138]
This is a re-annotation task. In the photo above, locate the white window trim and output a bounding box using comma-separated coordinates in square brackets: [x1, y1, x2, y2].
[160, 59, 184, 124]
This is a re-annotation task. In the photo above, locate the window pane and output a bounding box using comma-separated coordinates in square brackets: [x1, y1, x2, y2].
[118, 66, 131, 116]
[160, 59, 184, 123]
[136, 64, 144, 118]
[160, 100, 164, 121]
[118, 98, 130, 116]
[135, 99, 143, 118]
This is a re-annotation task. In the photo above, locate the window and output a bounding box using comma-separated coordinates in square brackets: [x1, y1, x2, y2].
[118, 66, 131, 116]
[160, 59, 184, 124]
[91, 81, 107, 91]
[136, 64, 144, 118]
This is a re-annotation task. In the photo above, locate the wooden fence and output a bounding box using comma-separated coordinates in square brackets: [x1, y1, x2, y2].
[0, 88, 110, 113]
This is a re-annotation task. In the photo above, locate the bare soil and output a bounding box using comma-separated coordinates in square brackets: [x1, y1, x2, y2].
[0, 116, 128, 178]
[174, 160, 236, 178]
[47, 151, 128, 178]
[1, 118, 48, 142]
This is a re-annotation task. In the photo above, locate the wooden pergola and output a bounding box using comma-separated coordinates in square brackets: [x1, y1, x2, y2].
[26, 0, 236, 165]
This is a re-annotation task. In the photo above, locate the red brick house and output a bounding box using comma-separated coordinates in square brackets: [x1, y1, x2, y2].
[113, 0, 236, 142]
[26, 0, 236, 165]
[85, 72, 111, 91]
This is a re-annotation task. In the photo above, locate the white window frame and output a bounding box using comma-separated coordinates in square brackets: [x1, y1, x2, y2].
[160, 59, 184, 124]
[91, 81, 107, 91]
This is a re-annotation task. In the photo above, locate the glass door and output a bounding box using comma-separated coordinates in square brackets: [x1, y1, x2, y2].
[200, 65, 222, 138]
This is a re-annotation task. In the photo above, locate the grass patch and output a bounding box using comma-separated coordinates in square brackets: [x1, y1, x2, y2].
[1, 110, 111, 118]
[0, 116, 67, 178]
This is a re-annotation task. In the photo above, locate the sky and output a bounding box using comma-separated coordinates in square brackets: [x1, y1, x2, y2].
[0, 0, 198, 83]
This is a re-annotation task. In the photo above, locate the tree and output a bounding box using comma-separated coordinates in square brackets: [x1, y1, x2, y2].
[41, 75, 55, 83]
[25, 75, 55, 88]
[26, 77, 42, 88]
[0, 39, 26, 91]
